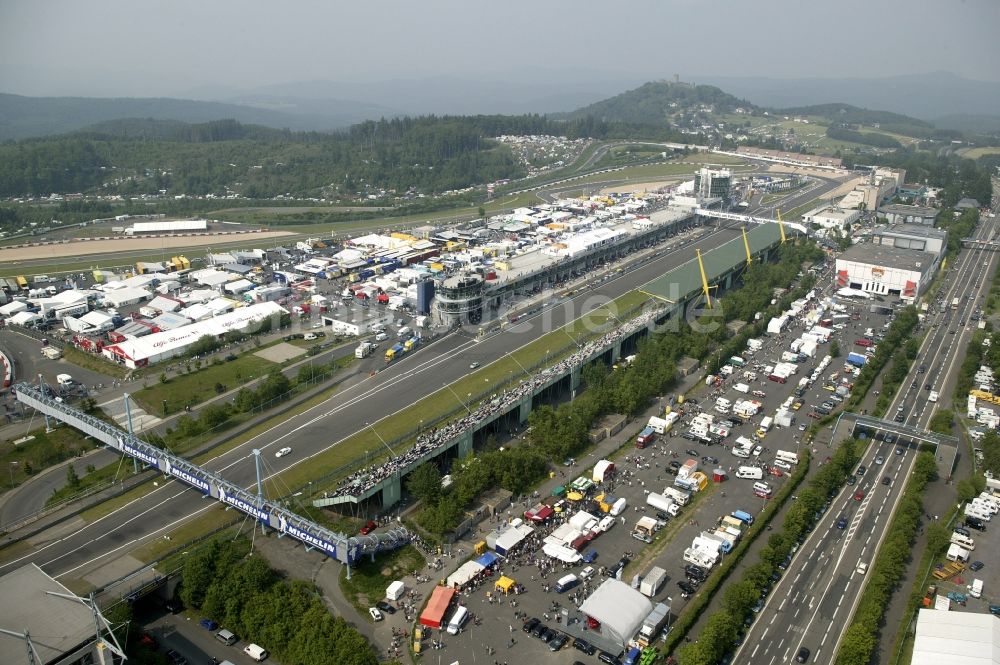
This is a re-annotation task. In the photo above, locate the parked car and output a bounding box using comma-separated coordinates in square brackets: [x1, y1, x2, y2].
[376, 601, 396, 614]
[523, 618, 540, 633]
[549, 633, 569, 651]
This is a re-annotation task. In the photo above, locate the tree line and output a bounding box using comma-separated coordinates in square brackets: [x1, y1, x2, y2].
[0, 113, 631, 201]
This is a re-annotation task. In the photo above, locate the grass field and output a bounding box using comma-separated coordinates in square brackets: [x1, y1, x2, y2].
[132, 504, 234, 562]
[781, 197, 826, 220]
[959, 146, 1000, 159]
[339, 544, 425, 616]
[131, 354, 276, 415]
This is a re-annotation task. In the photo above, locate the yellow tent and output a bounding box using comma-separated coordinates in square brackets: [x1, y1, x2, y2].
[495, 576, 516, 595]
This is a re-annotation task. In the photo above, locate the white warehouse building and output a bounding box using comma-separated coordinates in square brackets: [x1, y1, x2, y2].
[835, 244, 935, 302]
[802, 205, 862, 231]
[101, 302, 286, 369]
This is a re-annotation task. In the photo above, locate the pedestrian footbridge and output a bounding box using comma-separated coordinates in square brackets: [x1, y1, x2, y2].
[13, 383, 410, 568]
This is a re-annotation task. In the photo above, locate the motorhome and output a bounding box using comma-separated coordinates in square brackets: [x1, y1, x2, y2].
[775, 450, 799, 465]
[736, 466, 763, 480]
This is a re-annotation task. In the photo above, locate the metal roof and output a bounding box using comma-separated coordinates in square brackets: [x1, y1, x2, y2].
[0, 564, 104, 665]
[912, 608, 1000, 665]
[640, 224, 785, 303]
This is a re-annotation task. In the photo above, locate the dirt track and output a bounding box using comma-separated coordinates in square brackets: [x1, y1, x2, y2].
[0, 231, 296, 263]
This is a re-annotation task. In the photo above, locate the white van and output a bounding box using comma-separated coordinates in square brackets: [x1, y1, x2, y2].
[736, 466, 763, 480]
[375, 331, 388, 342]
[753, 482, 773, 495]
[243, 644, 268, 662]
[446, 606, 469, 635]
[609, 497, 628, 516]
[555, 573, 580, 593]
[971, 578, 984, 598]
[950, 533, 976, 550]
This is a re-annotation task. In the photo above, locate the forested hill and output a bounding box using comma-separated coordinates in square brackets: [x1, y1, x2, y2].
[0, 115, 613, 199]
[556, 81, 755, 124]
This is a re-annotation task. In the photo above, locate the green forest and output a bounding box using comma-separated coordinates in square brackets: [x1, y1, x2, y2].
[0, 114, 626, 201]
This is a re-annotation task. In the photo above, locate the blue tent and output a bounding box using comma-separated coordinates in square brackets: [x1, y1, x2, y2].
[476, 551, 499, 568]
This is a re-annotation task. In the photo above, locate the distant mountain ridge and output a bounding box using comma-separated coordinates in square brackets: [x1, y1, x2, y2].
[0, 92, 390, 141]
[694, 72, 1000, 121]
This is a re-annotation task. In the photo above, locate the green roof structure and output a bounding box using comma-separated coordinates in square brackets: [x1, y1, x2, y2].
[640, 223, 785, 303]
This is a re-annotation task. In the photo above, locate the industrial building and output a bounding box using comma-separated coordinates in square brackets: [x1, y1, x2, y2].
[802, 205, 862, 231]
[101, 301, 286, 368]
[835, 243, 935, 301]
[878, 203, 938, 226]
[126, 219, 208, 234]
[873, 224, 947, 259]
[694, 167, 732, 202]
[0, 563, 123, 665]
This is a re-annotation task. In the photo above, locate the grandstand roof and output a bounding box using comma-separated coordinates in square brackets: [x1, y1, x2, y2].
[640, 223, 785, 303]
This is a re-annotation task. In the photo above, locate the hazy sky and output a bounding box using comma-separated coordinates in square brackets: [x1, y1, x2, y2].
[2, 0, 998, 98]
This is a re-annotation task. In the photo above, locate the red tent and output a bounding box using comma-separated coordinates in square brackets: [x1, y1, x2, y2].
[419, 586, 457, 629]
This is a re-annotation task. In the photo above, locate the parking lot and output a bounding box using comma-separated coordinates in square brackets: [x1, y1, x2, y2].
[933, 498, 1000, 614]
[360, 279, 898, 664]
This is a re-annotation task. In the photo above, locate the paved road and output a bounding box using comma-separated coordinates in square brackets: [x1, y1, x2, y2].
[0, 222, 749, 586]
[735, 218, 998, 665]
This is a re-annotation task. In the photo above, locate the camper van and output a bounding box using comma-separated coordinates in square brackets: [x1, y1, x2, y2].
[446, 606, 470, 635]
[736, 466, 763, 480]
[950, 533, 976, 551]
[753, 482, 773, 498]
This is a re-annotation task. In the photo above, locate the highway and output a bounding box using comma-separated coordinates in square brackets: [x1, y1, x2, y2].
[734, 217, 998, 664]
[0, 220, 749, 587]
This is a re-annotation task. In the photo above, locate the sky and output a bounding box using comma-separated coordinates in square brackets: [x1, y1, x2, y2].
[1, 0, 999, 99]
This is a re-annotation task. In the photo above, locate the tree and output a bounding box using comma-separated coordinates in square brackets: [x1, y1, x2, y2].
[65, 464, 81, 489]
[829, 340, 840, 358]
[406, 463, 442, 506]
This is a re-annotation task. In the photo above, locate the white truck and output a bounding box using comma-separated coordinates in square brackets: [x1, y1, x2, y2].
[355, 342, 376, 359]
[637, 602, 670, 648]
[647, 492, 679, 516]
